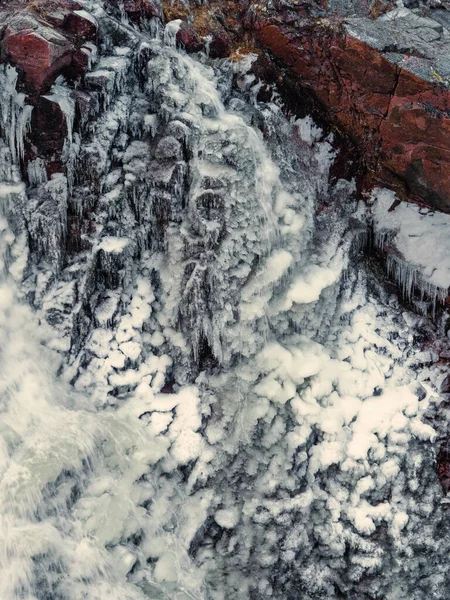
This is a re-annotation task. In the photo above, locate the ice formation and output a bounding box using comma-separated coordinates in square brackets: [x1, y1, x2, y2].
[0, 8, 449, 600]
[370, 188, 450, 314]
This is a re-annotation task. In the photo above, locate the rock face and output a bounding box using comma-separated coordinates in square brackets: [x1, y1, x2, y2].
[254, 6, 450, 212]
[156, 0, 450, 213]
[2, 3, 450, 600]
[0, 5, 97, 94]
[0, 0, 98, 175]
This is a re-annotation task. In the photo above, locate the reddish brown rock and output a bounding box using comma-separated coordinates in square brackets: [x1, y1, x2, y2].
[24, 95, 68, 177]
[65, 46, 90, 81]
[208, 29, 232, 59]
[0, 2, 98, 94]
[256, 17, 450, 213]
[176, 22, 204, 53]
[122, 0, 161, 23]
[64, 10, 98, 41]
[2, 26, 73, 93]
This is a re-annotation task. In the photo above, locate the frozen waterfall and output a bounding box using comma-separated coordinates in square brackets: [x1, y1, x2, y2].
[0, 13, 449, 600]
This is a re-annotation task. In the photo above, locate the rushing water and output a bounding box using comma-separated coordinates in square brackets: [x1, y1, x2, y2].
[0, 10, 449, 600]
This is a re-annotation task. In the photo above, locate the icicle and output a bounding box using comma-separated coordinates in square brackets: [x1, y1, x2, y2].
[144, 113, 159, 137]
[80, 41, 98, 70]
[118, 1, 128, 24]
[386, 254, 447, 317]
[147, 16, 162, 39]
[14, 104, 33, 164]
[374, 230, 393, 252]
[204, 34, 212, 57]
[97, 56, 129, 96]
[65, 132, 81, 193]
[0, 65, 33, 166]
[27, 158, 48, 187]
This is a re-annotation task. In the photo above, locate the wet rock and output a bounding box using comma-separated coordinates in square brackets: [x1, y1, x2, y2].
[122, 0, 161, 23]
[155, 136, 183, 160]
[26, 96, 68, 164]
[166, 120, 190, 142]
[176, 22, 204, 53]
[65, 46, 90, 81]
[208, 29, 232, 59]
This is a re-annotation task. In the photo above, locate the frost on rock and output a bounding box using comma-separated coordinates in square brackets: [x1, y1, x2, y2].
[370, 188, 450, 313]
[0, 10, 449, 600]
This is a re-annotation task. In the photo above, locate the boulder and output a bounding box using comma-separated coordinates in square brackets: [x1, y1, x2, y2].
[2, 25, 73, 93]
[176, 22, 204, 53]
[64, 9, 98, 41]
[208, 29, 232, 59]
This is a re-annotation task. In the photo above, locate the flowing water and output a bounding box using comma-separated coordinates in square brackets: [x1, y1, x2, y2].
[0, 10, 449, 600]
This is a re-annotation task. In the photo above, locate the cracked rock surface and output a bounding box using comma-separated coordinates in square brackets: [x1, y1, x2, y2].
[254, 2, 450, 211]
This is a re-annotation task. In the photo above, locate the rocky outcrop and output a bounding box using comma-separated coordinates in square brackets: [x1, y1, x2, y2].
[254, 7, 450, 213]
[156, 0, 450, 213]
[0, 0, 98, 178]
[0, 4, 97, 94]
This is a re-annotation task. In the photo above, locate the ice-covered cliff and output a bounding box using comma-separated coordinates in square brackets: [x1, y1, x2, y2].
[0, 2, 450, 599]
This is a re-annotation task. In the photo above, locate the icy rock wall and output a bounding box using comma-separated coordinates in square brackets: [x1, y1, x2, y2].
[369, 188, 450, 318]
[0, 4, 449, 600]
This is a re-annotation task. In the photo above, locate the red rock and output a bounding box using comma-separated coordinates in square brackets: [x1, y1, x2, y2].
[176, 22, 204, 53]
[64, 10, 98, 41]
[2, 26, 73, 93]
[26, 96, 67, 164]
[208, 29, 232, 59]
[123, 0, 161, 23]
[256, 19, 450, 212]
[65, 46, 89, 81]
